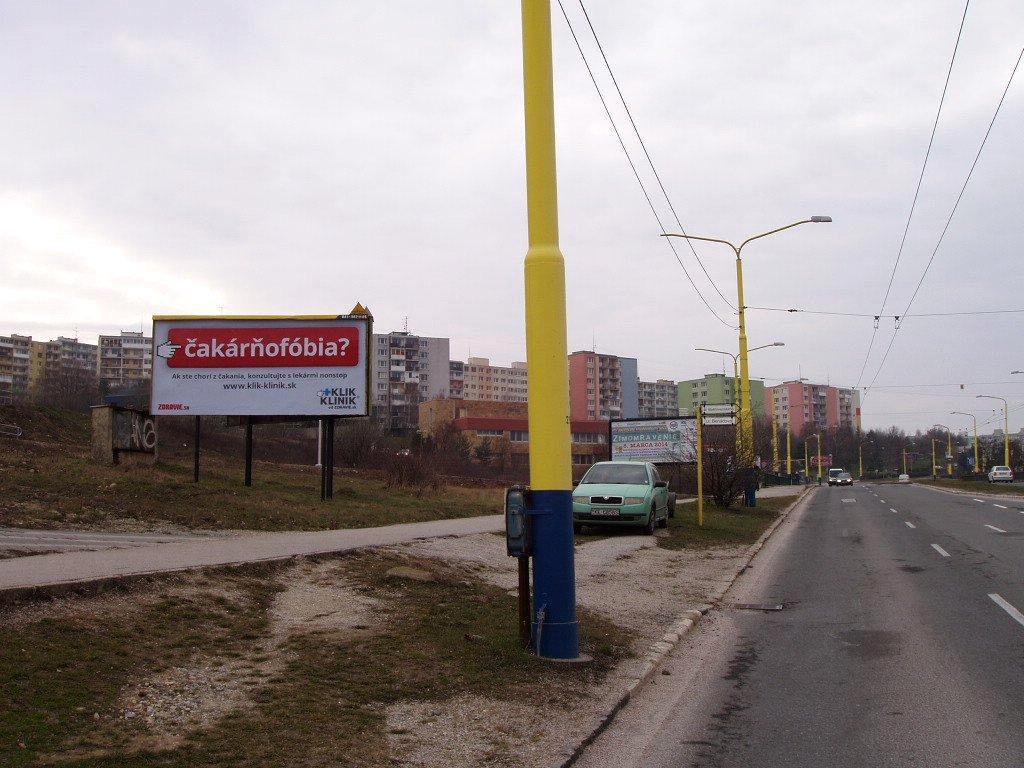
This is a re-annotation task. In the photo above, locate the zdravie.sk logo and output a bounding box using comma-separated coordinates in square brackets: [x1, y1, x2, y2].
[318, 387, 359, 407]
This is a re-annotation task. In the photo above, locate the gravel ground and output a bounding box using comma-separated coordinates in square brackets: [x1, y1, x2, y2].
[388, 531, 751, 766]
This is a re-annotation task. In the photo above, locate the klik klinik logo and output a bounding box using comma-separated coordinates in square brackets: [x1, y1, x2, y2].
[156, 327, 360, 368]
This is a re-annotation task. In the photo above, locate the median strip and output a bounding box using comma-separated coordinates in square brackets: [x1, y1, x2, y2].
[930, 544, 950, 558]
[989, 593, 1024, 629]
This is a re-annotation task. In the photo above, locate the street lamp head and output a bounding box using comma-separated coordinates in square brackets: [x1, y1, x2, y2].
[1012, 370, 1023, 375]
[772, 342, 786, 347]
[810, 215, 832, 223]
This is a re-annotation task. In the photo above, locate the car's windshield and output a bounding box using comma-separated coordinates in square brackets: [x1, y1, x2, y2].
[993, 466, 1010, 472]
[581, 464, 649, 485]
[828, 469, 843, 477]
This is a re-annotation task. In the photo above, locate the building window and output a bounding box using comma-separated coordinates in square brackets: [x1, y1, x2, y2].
[510, 430, 529, 442]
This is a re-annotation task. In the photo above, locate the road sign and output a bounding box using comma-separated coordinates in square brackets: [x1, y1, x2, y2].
[702, 415, 737, 426]
[811, 454, 833, 468]
[702, 404, 736, 415]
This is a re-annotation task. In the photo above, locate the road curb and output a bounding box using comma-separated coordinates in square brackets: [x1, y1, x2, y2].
[554, 486, 815, 768]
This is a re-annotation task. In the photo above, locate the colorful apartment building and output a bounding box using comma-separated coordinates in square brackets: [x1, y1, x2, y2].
[30, 337, 98, 396]
[638, 379, 680, 418]
[97, 331, 152, 391]
[677, 373, 765, 416]
[448, 360, 465, 399]
[568, 351, 639, 421]
[766, 381, 862, 436]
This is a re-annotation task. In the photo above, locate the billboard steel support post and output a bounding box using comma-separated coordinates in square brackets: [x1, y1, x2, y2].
[521, 0, 578, 659]
[518, 556, 532, 649]
[244, 417, 253, 487]
[193, 416, 201, 483]
[697, 407, 704, 527]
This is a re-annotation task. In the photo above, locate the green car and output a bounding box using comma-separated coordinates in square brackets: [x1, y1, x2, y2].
[572, 461, 672, 534]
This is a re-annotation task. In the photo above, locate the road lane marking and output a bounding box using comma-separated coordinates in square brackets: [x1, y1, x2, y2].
[993, 504, 1008, 509]
[880, 499, 887, 503]
[841, 499, 856, 503]
[931, 544, 950, 557]
[989, 594, 1024, 629]
[973, 499, 985, 503]
[905, 521, 916, 529]
[985, 524, 1007, 533]
[890, 508, 898, 513]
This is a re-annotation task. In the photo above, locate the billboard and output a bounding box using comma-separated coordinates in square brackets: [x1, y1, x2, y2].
[150, 314, 370, 417]
[610, 417, 697, 463]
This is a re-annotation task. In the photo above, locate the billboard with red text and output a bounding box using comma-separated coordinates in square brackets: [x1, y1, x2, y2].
[150, 314, 370, 416]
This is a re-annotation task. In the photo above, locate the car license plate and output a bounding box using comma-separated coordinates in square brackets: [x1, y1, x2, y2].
[590, 508, 620, 517]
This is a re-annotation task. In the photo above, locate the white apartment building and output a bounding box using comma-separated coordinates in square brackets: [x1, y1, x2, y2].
[371, 331, 450, 429]
[638, 379, 680, 418]
[461, 357, 528, 403]
[97, 331, 152, 390]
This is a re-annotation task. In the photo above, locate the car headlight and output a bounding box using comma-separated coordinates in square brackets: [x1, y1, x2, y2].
[624, 497, 645, 505]
[572, 496, 589, 504]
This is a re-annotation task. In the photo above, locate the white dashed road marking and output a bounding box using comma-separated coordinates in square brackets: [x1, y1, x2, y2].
[993, 504, 1008, 509]
[973, 499, 986, 503]
[931, 544, 950, 557]
[985, 524, 1007, 533]
[841, 499, 856, 503]
[890, 508, 898, 513]
[989, 594, 1024, 630]
[905, 521, 916, 529]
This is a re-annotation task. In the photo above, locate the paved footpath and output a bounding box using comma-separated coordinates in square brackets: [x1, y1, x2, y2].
[0, 514, 503, 595]
[0, 527, 224, 555]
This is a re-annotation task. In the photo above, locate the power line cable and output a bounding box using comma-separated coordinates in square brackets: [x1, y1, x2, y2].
[574, 0, 736, 312]
[747, 305, 1024, 319]
[855, 0, 971, 390]
[865, 42, 1024, 394]
[554, 0, 736, 329]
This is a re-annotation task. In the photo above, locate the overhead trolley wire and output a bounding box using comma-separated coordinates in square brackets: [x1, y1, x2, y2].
[747, 305, 1024, 319]
[574, 0, 736, 312]
[554, 0, 737, 329]
[855, 0, 971, 391]
[864, 42, 1024, 394]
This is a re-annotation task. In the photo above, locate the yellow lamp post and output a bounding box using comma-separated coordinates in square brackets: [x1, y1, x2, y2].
[951, 411, 981, 474]
[808, 433, 823, 480]
[520, 0, 577, 659]
[695, 342, 784, 462]
[786, 421, 793, 475]
[933, 423, 954, 476]
[859, 440, 873, 480]
[977, 395, 1010, 467]
[666, 219, 831, 464]
[931, 439, 940, 479]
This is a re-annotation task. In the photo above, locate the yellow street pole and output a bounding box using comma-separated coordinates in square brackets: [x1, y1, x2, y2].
[804, 440, 809, 483]
[903, 448, 908, 476]
[697, 406, 704, 527]
[771, 413, 780, 473]
[859, 443, 864, 479]
[816, 434, 823, 480]
[952, 411, 980, 474]
[931, 439, 938, 479]
[786, 423, 792, 475]
[947, 432, 953, 476]
[735, 256, 753, 465]
[521, 0, 577, 660]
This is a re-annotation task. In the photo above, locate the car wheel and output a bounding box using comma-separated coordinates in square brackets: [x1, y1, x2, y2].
[644, 505, 656, 535]
[573, 522, 583, 535]
[657, 508, 669, 528]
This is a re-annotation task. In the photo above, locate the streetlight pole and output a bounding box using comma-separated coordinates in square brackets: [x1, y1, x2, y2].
[977, 395, 1010, 467]
[859, 440, 873, 480]
[807, 433, 822, 481]
[931, 439, 939, 479]
[695, 342, 784, 465]
[667, 218, 831, 464]
[951, 411, 980, 474]
[786, 422, 793, 475]
[933, 423, 953, 476]
[520, 0, 577, 660]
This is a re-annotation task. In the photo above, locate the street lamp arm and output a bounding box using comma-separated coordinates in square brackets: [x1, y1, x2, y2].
[738, 219, 818, 254]
[695, 347, 738, 363]
[662, 233, 739, 255]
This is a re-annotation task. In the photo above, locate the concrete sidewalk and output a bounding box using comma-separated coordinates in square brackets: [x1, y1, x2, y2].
[0, 515, 503, 596]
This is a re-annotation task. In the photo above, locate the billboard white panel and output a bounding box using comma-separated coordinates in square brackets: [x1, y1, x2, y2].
[150, 315, 370, 417]
[610, 418, 697, 463]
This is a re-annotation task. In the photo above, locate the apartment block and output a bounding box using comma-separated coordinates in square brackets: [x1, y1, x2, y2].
[638, 379, 680, 418]
[0, 334, 32, 403]
[568, 351, 639, 421]
[449, 360, 465, 399]
[97, 331, 152, 391]
[29, 337, 98, 396]
[677, 373, 765, 416]
[371, 330, 450, 430]
[461, 357, 528, 403]
[766, 381, 862, 436]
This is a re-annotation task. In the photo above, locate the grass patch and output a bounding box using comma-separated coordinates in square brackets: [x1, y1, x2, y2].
[658, 495, 796, 550]
[1, 554, 630, 768]
[919, 477, 1024, 497]
[0, 441, 501, 532]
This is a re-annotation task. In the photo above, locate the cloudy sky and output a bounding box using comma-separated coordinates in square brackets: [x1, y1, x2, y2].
[1, 1, 1022, 433]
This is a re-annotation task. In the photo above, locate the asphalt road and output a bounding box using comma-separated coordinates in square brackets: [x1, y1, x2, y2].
[576, 483, 1024, 768]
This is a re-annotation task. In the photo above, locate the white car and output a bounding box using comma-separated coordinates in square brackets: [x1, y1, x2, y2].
[988, 465, 1014, 483]
[897, 474, 910, 484]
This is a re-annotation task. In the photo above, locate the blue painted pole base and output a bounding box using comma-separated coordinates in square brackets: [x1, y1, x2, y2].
[529, 489, 580, 659]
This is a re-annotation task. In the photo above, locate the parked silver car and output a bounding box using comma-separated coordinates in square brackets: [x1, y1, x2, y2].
[988, 465, 1014, 483]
